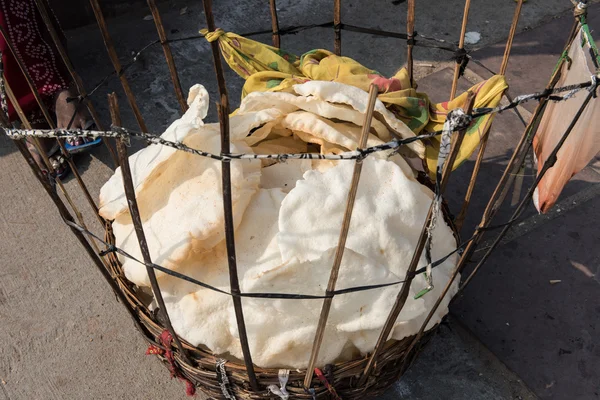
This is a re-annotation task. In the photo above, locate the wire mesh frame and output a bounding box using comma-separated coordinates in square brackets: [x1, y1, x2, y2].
[1, 0, 594, 398]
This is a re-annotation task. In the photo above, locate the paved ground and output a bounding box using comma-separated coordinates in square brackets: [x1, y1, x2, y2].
[1, 0, 599, 399]
[381, 318, 535, 400]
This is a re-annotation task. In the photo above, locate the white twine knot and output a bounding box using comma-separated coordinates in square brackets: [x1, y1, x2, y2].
[267, 369, 290, 400]
[588, 74, 599, 97]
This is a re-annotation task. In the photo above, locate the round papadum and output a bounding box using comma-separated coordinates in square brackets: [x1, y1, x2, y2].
[276, 157, 458, 338]
[99, 84, 210, 220]
[114, 133, 261, 287]
[239, 246, 426, 368]
[158, 188, 286, 358]
[99, 94, 284, 220]
[293, 81, 425, 157]
[239, 90, 390, 140]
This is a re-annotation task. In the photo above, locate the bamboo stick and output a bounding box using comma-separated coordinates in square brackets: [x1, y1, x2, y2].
[217, 97, 259, 391]
[202, 0, 258, 391]
[406, 0, 415, 87]
[203, 0, 228, 102]
[147, 0, 188, 113]
[33, 0, 119, 167]
[304, 85, 379, 390]
[90, 0, 148, 132]
[449, 0, 472, 100]
[451, 0, 524, 229]
[500, 0, 524, 75]
[269, 0, 281, 48]
[334, 0, 342, 55]
[108, 92, 192, 365]
[453, 117, 492, 231]
[358, 92, 476, 386]
[0, 24, 103, 224]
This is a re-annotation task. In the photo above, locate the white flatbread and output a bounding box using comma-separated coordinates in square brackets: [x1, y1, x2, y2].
[277, 157, 455, 269]
[115, 133, 261, 286]
[99, 98, 284, 220]
[280, 111, 384, 152]
[239, 90, 391, 141]
[276, 157, 458, 344]
[293, 81, 425, 157]
[159, 189, 286, 357]
[260, 159, 312, 192]
[99, 84, 210, 220]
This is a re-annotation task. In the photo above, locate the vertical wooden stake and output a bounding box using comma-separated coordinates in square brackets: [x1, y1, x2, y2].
[359, 92, 475, 386]
[202, 0, 228, 102]
[90, 0, 148, 133]
[449, 0, 472, 100]
[108, 92, 192, 366]
[449, 0, 523, 228]
[406, 0, 416, 87]
[147, 0, 188, 113]
[269, 0, 281, 48]
[202, 0, 259, 391]
[304, 85, 379, 390]
[500, 0, 524, 75]
[334, 0, 342, 55]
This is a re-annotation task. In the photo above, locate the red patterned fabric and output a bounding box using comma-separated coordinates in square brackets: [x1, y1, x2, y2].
[0, 0, 69, 122]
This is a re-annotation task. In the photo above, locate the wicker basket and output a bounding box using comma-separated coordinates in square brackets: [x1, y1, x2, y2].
[102, 179, 458, 400]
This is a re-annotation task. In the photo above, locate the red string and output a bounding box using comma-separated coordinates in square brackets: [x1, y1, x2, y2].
[314, 368, 341, 400]
[146, 330, 196, 397]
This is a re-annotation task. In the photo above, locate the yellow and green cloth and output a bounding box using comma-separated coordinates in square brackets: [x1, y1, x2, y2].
[201, 28, 508, 173]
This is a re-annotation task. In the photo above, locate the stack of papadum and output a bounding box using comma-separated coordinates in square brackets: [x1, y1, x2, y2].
[98, 81, 459, 368]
